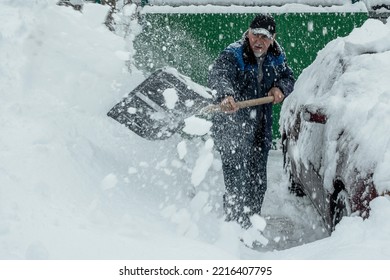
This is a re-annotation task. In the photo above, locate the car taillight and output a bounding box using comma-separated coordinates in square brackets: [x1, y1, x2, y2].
[303, 109, 327, 124]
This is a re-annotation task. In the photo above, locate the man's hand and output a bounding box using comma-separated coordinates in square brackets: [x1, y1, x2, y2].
[220, 96, 239, 113]
[268, 87, 284, 104]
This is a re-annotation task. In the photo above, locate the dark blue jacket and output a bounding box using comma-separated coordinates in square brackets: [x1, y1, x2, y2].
[208, 36, 295, 155]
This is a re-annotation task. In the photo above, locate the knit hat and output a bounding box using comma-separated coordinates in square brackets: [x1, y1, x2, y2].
[249, 14, 276, 39]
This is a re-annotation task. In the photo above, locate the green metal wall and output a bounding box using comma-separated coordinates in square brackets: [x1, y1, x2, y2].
[133, 12, 368, 142]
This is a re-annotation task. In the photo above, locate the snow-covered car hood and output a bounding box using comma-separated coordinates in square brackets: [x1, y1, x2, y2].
[280, 18, 390, 195]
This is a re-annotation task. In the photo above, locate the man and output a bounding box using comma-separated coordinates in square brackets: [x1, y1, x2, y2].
[208, 14, 295, 229]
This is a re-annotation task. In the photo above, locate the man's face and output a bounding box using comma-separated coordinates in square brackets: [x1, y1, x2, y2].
[248, 29, 275, 57]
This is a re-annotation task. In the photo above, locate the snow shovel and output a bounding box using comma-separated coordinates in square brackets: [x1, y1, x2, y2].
[107, 67, 274, 140]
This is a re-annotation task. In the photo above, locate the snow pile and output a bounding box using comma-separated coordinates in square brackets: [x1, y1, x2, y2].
[0, 1, 227, 259]
[280, 18, 390, 195]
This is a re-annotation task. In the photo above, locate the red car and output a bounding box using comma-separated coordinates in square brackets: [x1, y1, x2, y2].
[280, 18, 390, 233]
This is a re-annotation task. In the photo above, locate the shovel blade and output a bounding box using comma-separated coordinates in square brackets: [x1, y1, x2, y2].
[107, 67, 213, 140]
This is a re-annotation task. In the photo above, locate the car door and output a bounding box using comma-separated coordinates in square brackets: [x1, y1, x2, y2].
[298, 105, 328, 216]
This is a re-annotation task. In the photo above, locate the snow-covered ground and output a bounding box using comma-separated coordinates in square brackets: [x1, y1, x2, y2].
[1, 0, 390, 261]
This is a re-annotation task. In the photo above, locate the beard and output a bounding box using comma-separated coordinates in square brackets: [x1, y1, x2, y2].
[254, 50, 266, 57]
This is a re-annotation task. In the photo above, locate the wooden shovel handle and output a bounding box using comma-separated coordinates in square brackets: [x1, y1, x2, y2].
[236, 96, 275, 109]
[202, 96, 275, 114]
